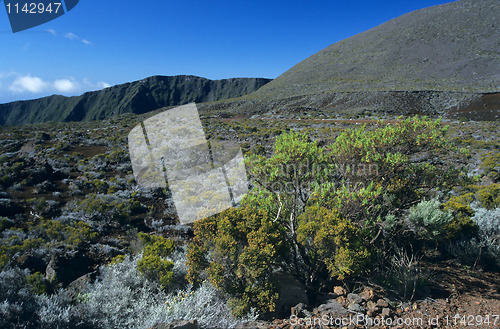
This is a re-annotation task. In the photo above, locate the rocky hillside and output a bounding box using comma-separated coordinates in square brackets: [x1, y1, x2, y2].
[256, 0, 499, 96]
[203, 0, 500, 120]
[0, 75, 271, 125]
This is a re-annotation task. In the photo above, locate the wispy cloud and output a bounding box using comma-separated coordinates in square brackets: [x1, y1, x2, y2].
[9, 75, 48, 93]
[5, 74, 109, 97]
[64, 32, 79, 40]
[0, 71, 16, 79]
[53, 79, 79, 92]
[63, 32, 92, 45]
[46, 28, 57, 35]
[96, 81, 110, 89]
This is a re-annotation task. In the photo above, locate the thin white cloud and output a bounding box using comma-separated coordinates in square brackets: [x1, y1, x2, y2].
[96, 82, 110, 89]
[63, 32, 92, 45]
[47, 29, 57, 35]
[9, 75, 48, 93]
[53, 79, 79, 92]
[0, 71, 16, 79]
[3, 74, 111, 100]
[64, 32, 78, 40]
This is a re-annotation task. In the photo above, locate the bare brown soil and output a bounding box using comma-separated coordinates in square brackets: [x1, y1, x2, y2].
[263, 262, 500, 328]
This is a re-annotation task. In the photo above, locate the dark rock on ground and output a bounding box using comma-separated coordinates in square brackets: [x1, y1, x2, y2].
[0, 199, 23, 217]
[45, 250, 92, 286]
[274, 272, 308, 317]
[15, 253, 46, 273]
[65, 272, 96, 300]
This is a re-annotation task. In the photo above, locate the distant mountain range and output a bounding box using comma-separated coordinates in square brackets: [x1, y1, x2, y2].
[0, 75, 271, 125]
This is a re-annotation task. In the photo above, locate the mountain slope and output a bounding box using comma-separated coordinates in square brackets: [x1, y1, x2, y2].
[201, 0, 498, 120]
[0, 75, 271, 125]
[255, 0, 499, 97]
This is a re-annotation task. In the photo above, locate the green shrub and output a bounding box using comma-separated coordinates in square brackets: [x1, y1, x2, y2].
[73, 193, 144, 221]
[297, 205, 370, 280]
[0, 217, 9, 232]
[92, 179, 109, 193]
[109, 254, 126, 265]
[480, 151, 499, 181]
[408, 199, 453, 240]
[0, 238, 44, 269]
[107, 185, 119, 194]
[26, 272, 49, 295]
[137, 233, 175, 288]
[0, 220, 96, 267]
[187, 205, 287, 317]
[137, 254, 174, 287]
[443, 198, 478, 239]
[328, 116, 460, 210]
[476, 183, 500, 209]
[34, 220, 98, 248]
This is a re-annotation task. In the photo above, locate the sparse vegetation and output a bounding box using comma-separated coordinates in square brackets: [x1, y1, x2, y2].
[0, 112, 498, 328]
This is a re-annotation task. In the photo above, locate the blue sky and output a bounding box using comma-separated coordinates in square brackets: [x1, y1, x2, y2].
[0, 0, 453, 103]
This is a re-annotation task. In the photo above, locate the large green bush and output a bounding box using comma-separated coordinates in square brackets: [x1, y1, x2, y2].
[187, 117, 466, 314]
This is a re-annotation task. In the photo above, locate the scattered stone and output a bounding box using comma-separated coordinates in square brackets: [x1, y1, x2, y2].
[401, 302, 411, 310]
[347, 303, 365, 313]
[315, 299, 349, 315]
[336, 296, 348, 306]
[376, 298, 389, 308]
[291, 303, 310, 317]
[347, 293, 363, 305]
[366, 300, 380, 313]
[359, 287, 376, 301]
[381, 307, 392, 317]
[333, 286, 347, 297]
